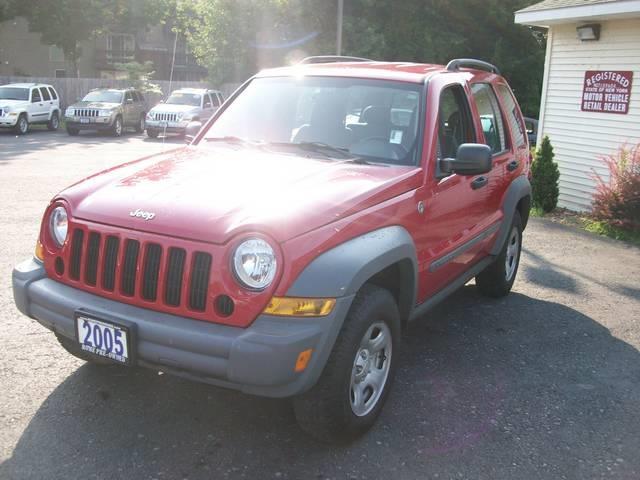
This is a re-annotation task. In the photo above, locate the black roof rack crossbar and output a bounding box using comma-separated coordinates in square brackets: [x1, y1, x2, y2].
[446, 58, 500, 75]
[299, 55, 373, 65]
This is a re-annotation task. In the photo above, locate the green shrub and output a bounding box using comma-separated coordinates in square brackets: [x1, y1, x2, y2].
[531, 136, 560, 213]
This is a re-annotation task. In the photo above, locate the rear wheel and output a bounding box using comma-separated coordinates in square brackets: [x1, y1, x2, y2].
[293, 284, 400, 443]
[14, 114, 29, 135]
[135, 114, 145, 133]
[55, 334, 113, 365]
[47, 112, 59, 131]
[475, 211, 522, 298]
[111, 115, 123, 137]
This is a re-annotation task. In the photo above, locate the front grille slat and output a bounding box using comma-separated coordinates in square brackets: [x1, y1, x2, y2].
[69, 229, 85, 280]
[120, 240, 140, 296]
[102, 236, 120, 291]
[84, 232, 101, 285]
[165, 247, 186, 306]
[189, 252, 212, 311]
[74, 109, 98, 117]
[141, 243, 162, 301]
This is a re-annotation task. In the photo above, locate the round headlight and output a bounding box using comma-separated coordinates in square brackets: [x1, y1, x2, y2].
[232, 238, 277, 290]
[49, 206, 68, 247]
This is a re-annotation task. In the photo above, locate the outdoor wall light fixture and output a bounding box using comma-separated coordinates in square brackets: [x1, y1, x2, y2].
[576, 23, 601, 41]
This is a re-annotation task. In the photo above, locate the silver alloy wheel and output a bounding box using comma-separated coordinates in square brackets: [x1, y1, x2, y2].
[18, 117, 28, 134]
[350, 321, 392, 417]
[505, 226, 520, 281]
[114, 118, 122, 136]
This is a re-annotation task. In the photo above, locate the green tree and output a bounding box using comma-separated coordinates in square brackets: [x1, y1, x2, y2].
[10, 0, 173, 77]
[114, 61, 162, 94]
[531, 136, 560, 213]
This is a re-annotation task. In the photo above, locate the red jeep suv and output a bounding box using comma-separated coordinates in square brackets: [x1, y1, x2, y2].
[13, 57, 531, 442]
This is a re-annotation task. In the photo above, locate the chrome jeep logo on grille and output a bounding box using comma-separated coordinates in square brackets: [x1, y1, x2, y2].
[129, 208, 155, 221]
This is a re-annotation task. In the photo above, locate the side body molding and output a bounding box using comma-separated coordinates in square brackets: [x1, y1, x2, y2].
[286, 225, 418, 306]
[491, 175, 531, 255]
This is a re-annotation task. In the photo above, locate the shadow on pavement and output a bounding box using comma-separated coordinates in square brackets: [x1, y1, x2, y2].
[2, 287, 639, 479]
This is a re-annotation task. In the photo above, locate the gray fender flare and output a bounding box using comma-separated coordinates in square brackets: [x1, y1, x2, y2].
[491, 175, 531, 255]
[286, 225, 418, 310]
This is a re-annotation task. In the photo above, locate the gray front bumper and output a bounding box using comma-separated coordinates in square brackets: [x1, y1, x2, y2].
[12, 258, 353, 398]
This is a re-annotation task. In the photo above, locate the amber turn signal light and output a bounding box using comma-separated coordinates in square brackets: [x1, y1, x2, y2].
[295, 349, 313, 372]
[34, 240, 45, 262]
[263, 297, 336, 317]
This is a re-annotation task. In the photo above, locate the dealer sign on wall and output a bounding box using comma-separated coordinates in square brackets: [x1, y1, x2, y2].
[581, 71, 633, 114]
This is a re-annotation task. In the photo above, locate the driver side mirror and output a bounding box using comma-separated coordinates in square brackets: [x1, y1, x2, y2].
[440, 143, 492, 176]
[184, 121, 203, 144]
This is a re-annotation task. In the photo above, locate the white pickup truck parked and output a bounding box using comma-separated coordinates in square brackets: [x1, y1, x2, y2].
[0, 83, 61, 134]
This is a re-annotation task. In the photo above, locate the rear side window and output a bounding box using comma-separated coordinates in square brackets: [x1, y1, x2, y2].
[496, 84, 526, 148]
[437, 85, 476, 159]
[48, 87, 58, 100]
[40, 87, 51, 101]
[31, 88, 41, 102]
[471, 83, 506, 154]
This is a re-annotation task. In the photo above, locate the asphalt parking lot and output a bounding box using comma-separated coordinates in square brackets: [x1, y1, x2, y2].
[1, 129, 639, 480]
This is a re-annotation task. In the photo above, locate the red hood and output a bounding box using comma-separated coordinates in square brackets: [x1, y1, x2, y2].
[59, 146, 422, 244]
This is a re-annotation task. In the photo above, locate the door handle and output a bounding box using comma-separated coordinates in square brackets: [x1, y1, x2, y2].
[507, 160, 519, 172]
[471, 176, 488, 190]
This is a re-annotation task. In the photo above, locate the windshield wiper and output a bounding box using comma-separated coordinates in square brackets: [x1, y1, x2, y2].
[266, 141, 354, 159]
[204, 136, 260, 146]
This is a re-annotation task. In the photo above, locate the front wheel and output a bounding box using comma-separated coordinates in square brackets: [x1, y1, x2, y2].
[146, 128, 159, 139]
[475, 211, 522, 298]
[14, 114, 29, 135]
[111, 116, 123, 137]
[66, 127, 79, 136]
[293, 284, 400, 443]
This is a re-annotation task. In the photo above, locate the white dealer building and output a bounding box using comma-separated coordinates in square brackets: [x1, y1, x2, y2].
[515, 0, 640, 211]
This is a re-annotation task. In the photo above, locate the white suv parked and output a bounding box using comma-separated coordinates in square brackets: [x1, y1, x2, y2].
[146, 88, 224, 138]
[0, 83, 61, 134]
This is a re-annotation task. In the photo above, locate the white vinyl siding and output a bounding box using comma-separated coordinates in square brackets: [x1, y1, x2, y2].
[539, 18, 640, 211]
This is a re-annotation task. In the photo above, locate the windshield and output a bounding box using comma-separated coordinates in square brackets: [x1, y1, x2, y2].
[166, 92, 202, 106]
[82, 90, 123, 103]
[202, 76, 422, 165]
[0, 87, 30, 101]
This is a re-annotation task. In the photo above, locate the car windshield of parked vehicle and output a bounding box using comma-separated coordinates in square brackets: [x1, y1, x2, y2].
[0, 87, 30, 101]
[202, 76, 422, 166]
[82, 90, 123, 103]
[166, 92, 202, 106]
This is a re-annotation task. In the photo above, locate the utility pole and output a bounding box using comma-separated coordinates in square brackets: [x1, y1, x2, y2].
[336, 0, 343, 55]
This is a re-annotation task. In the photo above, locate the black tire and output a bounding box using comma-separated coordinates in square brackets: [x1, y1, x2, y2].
[14, 114, 29, 135]
[146, 128, 159, 139]
[66, 127, 80, 136]
[475, 211, 523, 298]
[135, 114, 145, 133]
[293, 284, 400, 443]
[55, 334, 113, 365]
[111, 115, 123, 137]
[47, 111, 60, 131]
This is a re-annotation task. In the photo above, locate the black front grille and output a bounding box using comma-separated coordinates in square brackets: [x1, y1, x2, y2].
[69, 229, 84, 280]
[120, 240, 140, 296]
[64, 227, 214, 314]
[74, 109, 99, 117]
[102, 236, 120, 291]
[165, 247, 186, 306]
[84, 232, 101, 285]
[189, 252, 212, 311]
[141, 243, 162, 301]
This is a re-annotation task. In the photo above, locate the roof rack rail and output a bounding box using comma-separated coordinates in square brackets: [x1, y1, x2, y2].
[299, 55, 372, 65]
[446, 58, 500, 75]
